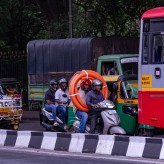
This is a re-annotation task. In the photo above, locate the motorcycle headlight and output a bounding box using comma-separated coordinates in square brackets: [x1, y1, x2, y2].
[122, 106, 138, 116]
[105, 101, 115, 108]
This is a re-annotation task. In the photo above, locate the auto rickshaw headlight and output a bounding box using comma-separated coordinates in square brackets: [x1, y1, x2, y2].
[122, 106, 138, 116]
[4, 101, 9, 107]
[13, 99, 21, 107]
[0, 102, 3, 107]
[131, 108, 138, 115]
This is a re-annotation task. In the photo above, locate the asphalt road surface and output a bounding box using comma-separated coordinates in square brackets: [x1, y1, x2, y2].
[19, 120, 45, 131]
[0, 147, 163, 164]
[19, 120, 164, 138]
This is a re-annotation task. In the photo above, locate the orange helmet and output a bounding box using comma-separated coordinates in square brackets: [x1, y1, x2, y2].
[80, 79, 91, 90]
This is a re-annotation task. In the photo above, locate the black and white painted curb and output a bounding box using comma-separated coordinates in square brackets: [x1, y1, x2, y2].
[0, 130, 164, 160]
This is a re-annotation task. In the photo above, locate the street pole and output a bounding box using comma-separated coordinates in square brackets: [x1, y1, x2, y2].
[69, 0, 73, 38]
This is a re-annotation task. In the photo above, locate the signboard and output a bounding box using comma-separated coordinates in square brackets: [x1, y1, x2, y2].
[142, 75, 152, 88]
[121, 57, 138, 64]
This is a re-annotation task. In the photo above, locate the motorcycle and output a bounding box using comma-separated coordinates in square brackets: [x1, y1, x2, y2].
[40, 107, 66, 132]
[72, 100, 126, 135]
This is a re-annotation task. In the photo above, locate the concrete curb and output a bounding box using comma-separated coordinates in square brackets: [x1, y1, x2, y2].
[0, 130, 164, 160]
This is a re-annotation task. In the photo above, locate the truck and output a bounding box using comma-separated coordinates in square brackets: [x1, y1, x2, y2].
[27, 37, 139, 109]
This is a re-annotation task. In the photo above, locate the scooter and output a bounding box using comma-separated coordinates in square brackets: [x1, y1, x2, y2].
[40, 108, 66, 132]
[72, 100, 126, 135]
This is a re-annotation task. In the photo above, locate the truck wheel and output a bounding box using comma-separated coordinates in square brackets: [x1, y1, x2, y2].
[138, 128, 154, 137]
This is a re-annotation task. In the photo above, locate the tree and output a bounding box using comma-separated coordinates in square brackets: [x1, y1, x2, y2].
[72, 0, 164, 37]
[0, 0, 48, 50]
[0, 0, 164, 50]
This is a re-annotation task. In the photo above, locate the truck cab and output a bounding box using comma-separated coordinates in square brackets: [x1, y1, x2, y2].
[97, 54, 138, 76]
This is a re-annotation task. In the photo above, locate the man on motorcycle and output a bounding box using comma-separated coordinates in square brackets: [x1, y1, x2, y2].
[74, 79, 91, 133]
[55, 78, 70, 131]
[86, 79, 104, 133]
[45, 80, 59, 126]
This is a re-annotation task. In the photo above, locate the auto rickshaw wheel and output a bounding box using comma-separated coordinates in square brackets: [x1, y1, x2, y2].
[13, 124, 19, 130]
[8, 124, 19, 130]
[138, 128, 154, 137]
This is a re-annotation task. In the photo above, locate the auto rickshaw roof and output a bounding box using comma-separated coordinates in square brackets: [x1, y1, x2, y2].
[102, 75, 119, 82]
[118, 75, 138, 81]
[0, 78, 18, 84]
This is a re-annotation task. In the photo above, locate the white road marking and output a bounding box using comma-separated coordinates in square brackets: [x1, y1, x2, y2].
[0, 147, 163, 164]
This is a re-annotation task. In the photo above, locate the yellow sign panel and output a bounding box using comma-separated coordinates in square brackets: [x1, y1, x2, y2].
[142, 75, 152, 88]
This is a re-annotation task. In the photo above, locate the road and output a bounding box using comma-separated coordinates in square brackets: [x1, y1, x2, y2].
[19, 120, 164, 138]
[0, 147, 163, 164]
[19, 120, 45, 131]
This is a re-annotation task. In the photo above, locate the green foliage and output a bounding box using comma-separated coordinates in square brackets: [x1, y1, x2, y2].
[73, 0, 164, 37]
[0, 0, 48, 50]
[0, 0, 164, 50]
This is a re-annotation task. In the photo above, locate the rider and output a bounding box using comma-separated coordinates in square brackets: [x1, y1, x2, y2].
[74, 79, 92, 133]
[86, 79, 104, 133]
[44, 80, 59, 126]
[55, 78, 70, 130]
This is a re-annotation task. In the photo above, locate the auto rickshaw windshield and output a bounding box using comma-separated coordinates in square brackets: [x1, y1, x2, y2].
[122, 80, 138, 99]
[1, 83, 21, 95]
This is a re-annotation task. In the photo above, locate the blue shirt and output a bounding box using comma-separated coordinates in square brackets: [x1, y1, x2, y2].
[45, 89, 55, 104]
[86, 90, 104, 114]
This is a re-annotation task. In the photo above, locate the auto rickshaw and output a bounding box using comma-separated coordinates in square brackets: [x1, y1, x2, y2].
[0, 78, 23, 130]
[108, 75, 154, 136]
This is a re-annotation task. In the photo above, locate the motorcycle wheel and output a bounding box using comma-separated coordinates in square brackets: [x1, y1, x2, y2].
[138, 128, 154, 137]
[68, 126, 75, 133]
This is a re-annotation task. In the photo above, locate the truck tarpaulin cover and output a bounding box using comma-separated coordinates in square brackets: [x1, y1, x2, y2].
[27, 38, 92, 75]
